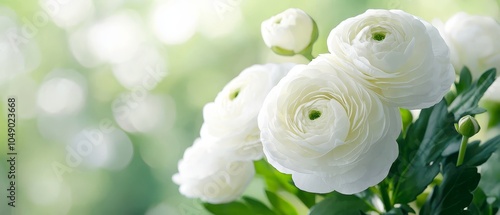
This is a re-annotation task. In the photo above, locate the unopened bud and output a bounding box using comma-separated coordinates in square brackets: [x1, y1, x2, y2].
[455, 115, 480, 137]
[261, 8, 318, 56]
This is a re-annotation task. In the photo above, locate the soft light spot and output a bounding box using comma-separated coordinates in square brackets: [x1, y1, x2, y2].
[88, 11, 144, 64]
[113, 94, 175, 133]
[40, 0, 94, 28]
[196, 0, 242, 38]
[150, 0, 198, 45]
[37, 70, 86, 115]
[71, 128, 134, 170]
[0, 10, 41, 85]
[111, 45, 167, 90]
[309, 110, 321, 120]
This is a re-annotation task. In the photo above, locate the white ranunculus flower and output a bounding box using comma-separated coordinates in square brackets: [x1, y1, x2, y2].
[435, 12, 500, 78]
[434, 13, 500, 102]
[327, 9, 455, 109]
[258, 61, 402, 194]
[261, 8, 317, 55]
[200, 63, 295, 160]
[483, 78, 500, 102]
[172, 139, 255, 204]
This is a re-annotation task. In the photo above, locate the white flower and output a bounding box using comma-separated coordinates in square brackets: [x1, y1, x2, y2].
[483, 78, 500, 102]
[261, 8, 317, 55]
[172, 139, 255, 204]
[435, 13, 500, 102]
[435, 12, 500, 78]
[327, 9, 455, 109]
[201, 63, 295, 160]
[258, 61, 401, 194]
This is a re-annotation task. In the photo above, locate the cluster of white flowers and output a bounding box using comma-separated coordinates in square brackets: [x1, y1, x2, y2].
[259, 9, 454, 194]
[174, 8, 457, 203]
[173, 64, 295, 203]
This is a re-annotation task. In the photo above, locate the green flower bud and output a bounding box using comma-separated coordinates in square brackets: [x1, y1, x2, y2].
[455, 115, 480, 137]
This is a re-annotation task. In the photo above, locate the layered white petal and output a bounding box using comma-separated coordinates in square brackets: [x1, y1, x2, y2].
[435, 13, 500, 102]
[172, 139, 255, 204]
[258, 60, 401, 194]
[201, 63, 295, 160]
[436, 12, 500, 78]
[327, 9, 455, 109]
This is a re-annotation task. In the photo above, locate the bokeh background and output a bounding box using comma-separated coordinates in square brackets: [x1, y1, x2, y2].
[0, 0, 499, 214]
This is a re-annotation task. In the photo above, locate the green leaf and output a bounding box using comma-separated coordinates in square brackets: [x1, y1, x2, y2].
[203, 202, 254, 215]
[384, 208, 405, 215]
[449, 68, 497, 121]
[420, 164, 480, 215]
[295, 190, 316, 208]
[255, 160, 297, 193]
[443, 135, 500, 167]
[309, 192, 371, 215]
[391, 100, 460, 204]
[242, 196, 276, 215]
[265, 190, 297, 215]
[468, 188, 489, 215]
[489, 198, 500, 215]
[464, 136, 500, 166]
[456, 67, 473, 95]
[383, 204, 415, 215]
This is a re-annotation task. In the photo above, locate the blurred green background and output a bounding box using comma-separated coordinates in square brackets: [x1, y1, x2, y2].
[0, 0, 499, 214]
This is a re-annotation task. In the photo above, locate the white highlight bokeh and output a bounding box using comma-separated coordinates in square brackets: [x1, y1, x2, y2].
[85, 10, 145, 64]
[88, 11, 144, 63]
[70, 128, 134, 171]
[37, 69, 87, 115]
[483, 79, 500, 102]
[0, 8, 41, 86]
[112, 45, 167, 90]
[113, 94, 176, 133]
[68, 26, 103, 67]
[40, 0, 94, 28]
[196, 0, 243, 38]
[150, 0, 199, 45]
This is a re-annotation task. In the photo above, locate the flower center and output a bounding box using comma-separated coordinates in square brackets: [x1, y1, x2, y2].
[274, 18, 282, 24]
[372, 32, 386, 41]
[308, 110, 322, 120]
[229, 89, 240, 100]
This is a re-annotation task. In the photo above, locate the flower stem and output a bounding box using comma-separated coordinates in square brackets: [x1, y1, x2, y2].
[456, 136, 469, 166]
[378, 182, 392, 212]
